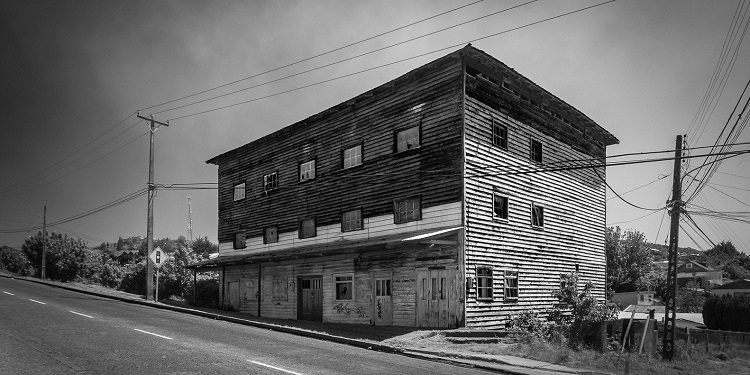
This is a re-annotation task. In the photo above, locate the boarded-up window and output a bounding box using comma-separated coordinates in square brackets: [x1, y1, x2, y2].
[335, 274, 353, 300]
[233, 182, 245, 201]
[395, 126, 420, 153]
[343, 145, 362, 169]
[394, 197, 421, 224]
[264, 226, 278, 244]
[505, 270, 519, 301]
[244, 280, 258, 301]
[492, 119, 508, 149]
[272, 277, 287, 301]
[477, 267, 493, 301]
[233, 230, 246, 249]
[299, 218, 316, 239]
[342, 209, 363, 232]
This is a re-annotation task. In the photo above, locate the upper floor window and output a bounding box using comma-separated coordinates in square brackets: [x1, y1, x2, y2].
[233, 230, 246, 249]
[492, 119, 508, 149]
[264, 226, 278, 244]
[477, 267, 493, 301]
[394, 196, 421, 224]
[264, 172, 278, 192]
[233, 182, 246, 201]
[493, 193, 509, 220]
[504, 270, 519, 301]
[299, 218, 316, 239]
[299, 160, 316, 182]
[531, 203, 544, 228]
[395, 126, 420, 153]
[530, 139, 543, 163]
[343, 145, 362, 169]
[342, 209, 363, 232]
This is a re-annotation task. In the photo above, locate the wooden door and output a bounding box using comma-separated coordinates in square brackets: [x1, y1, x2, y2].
[298, 277, 323, 321]
[227, 281, 240, 311]
[373, 277, 392, 326]
[416, 268, 456, 328]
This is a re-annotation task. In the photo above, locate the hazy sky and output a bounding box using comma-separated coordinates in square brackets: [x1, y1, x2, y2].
[1, 0, 748, 254]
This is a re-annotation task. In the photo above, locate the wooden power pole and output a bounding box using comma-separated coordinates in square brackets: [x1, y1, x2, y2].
[138, 112, 169, 301]
[41, 206, 46, 280]
[662, 134, 683, 360]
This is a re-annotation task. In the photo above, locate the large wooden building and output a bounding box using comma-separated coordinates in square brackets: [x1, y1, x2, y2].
[187, 45, 618, 329]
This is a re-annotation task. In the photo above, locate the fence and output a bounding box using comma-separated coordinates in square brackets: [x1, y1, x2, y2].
[682, 327, 750, 351]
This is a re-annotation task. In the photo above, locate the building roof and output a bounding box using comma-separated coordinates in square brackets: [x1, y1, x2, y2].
[677, 260, 716, 272]
[186, 226, 462, 269]
[206, 45, 618, 165]
[712, 279, 750, 290]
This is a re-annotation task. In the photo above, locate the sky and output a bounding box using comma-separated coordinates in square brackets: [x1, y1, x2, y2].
[1, 0, 748, 254]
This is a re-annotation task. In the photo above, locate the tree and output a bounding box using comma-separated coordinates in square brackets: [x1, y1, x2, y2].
[190, 236, 218, 259]
[676, 281, 706, 313]
[0, 245, 31, 276]
[699, 241, 740, 268]
[606, 227, 654, 293]
[22, 231, 94, 281]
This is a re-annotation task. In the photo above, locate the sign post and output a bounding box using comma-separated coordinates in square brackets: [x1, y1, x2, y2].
[149, 247, 165, 301]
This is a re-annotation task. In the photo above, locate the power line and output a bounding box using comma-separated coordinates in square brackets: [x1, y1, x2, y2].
[166, 0, 617, 121]
[138, 0, 489, 112]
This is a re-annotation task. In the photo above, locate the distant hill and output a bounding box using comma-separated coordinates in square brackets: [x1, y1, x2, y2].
[647, 242, 702, 262]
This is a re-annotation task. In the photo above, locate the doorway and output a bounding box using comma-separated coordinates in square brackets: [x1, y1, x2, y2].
[373, 276, 393, 325]
[298, 276, 322, 321]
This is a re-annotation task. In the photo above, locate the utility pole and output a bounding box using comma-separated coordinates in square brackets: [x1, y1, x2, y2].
[188, 197, 193, 242]
[138, 112, 169, 301]
[41, 206, 46, 280]
[662, 134, 683, 360]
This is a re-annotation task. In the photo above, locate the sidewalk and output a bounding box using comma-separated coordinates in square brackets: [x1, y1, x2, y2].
[1, 273, 609, 375]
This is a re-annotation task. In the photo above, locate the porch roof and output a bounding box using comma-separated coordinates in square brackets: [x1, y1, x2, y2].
[185, 226, 463, 270]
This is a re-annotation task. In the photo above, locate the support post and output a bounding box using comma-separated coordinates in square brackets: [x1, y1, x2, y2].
[138, 112, 169, 301]
[662, 134, 683, 359]
[41, 206, 46, 280]
[155, 267, 159, 302]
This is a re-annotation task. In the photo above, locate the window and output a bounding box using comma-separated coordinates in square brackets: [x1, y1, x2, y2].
[502, 78, 512, 91]
[504, 270, 519, 301]
[335, 274, 353, 300]
[395, 126, 420, 153]
[342, 209, 363, 232]
[394, 197, 421, 224]
[233, 183, 246, 201]
[264, 226, 278, 244]
[686, 263, 692, 269]
[233, 230, 246, 249]
[477, 267, 493, 301]
[263, 172, 278, 192]
[531, 203, 544, 228]
[299, 218, 316, 239]
[493, 193, 509, 220]
[375, 279, 391, 297]
[343, 145, 362, 169]
[272, 277, 287, 301]
[492, 119, 508, 149]
[299, 160, 315, 182]
[530, 139, 543, 163]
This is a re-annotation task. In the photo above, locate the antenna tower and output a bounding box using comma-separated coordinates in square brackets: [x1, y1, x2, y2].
[188, 197, 193, 242]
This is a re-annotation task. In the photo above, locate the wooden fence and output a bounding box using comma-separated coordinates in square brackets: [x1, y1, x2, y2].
[681, 327, 750, 351]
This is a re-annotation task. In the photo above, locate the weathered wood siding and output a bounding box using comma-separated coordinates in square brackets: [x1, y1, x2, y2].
[213, 52, 465, 248]
[462, 72, 608, 329]
[219, 239, 461, 327]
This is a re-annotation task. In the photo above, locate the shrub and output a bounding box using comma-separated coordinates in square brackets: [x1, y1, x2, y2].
[0, 246, 31, 276]
[703, 294, 750, 332]
[190, 279, 219, 308]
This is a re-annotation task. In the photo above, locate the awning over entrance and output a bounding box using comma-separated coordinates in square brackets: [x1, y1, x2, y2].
[185, 226, 463, 270]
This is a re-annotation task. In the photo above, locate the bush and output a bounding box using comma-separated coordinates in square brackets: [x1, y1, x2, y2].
[0, 246, 31, 276]
[190, 279, 220, 308]
[119, 262, 147, 296]
[703, 294, 750, 332]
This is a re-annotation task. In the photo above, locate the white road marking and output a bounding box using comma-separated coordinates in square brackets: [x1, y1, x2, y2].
[134, 328, 173, 340]
[29, 299, 46, 305]
[248, 360, 304, 375]
[69, 311, 94, 319]
[3, 291, 14, 295]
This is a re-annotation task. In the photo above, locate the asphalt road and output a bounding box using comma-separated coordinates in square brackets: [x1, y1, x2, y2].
[0, 277, 491, 375]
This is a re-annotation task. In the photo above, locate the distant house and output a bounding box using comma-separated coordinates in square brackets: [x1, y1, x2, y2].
[114, 249, 139, 265]
[710, 279, 750, 297]
[612, 291, 656, 309]
[676, 261, 723, 289]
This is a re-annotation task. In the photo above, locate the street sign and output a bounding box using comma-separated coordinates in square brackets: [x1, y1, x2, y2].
[149, 247, 166, 269]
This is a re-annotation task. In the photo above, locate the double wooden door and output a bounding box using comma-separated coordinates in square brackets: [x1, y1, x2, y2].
[416, 268, 458, 328]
